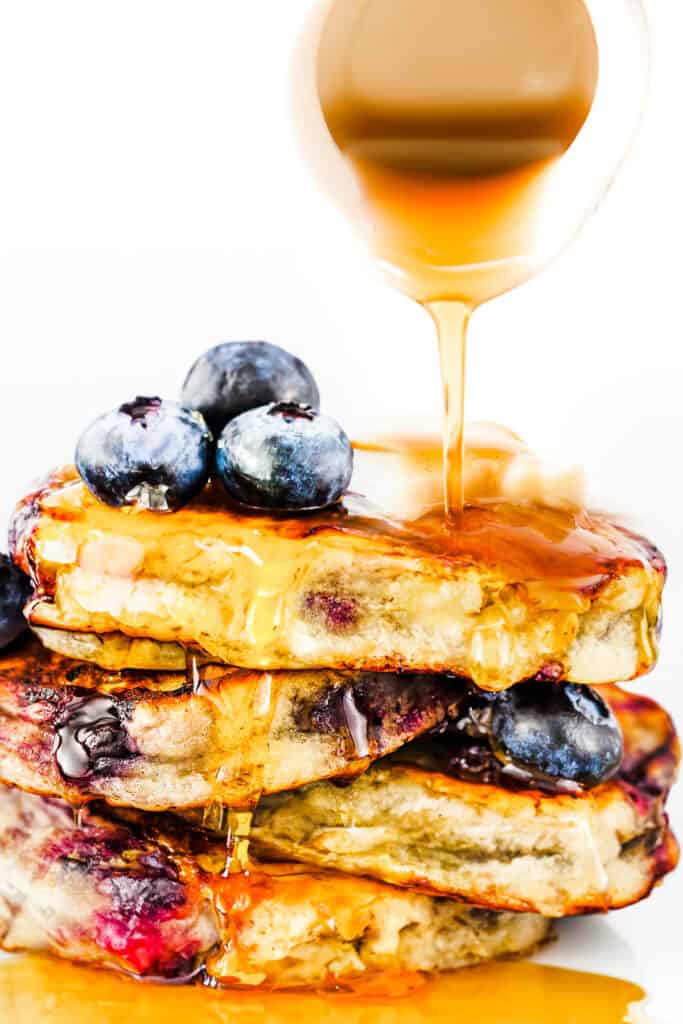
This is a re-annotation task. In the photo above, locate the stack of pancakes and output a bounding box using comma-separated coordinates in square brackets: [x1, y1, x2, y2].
[0, 461, 678, 990]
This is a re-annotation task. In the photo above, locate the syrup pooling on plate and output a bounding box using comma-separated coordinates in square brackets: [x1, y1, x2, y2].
[0, 955, 651, 1023]
[187, 653, 275, 875]
[318, 0, 599, 514]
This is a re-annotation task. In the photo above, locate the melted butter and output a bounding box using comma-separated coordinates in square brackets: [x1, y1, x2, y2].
[0, 955, 650, 1023]
[353, 425, 585, 519]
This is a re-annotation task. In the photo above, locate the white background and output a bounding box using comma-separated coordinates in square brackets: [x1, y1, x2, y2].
[0, 1, 681, 1020]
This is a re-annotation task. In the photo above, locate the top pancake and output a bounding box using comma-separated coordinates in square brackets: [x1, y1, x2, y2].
[11, 466, 665, 689]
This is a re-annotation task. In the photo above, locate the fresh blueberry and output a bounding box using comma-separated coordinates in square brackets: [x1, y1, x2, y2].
[180, 341, 320, 435]
[216, 402, 353, 510]
[489, 681, 623, 789]
[0, 554, 31, 650]
[76, 397, 213, 512]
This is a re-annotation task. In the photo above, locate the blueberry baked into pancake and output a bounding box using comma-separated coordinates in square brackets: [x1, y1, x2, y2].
[251, 685, 679, 917]
[0, 786, 549, 987]
[0, 640, 464, 810]
[0, 341, 678, 990]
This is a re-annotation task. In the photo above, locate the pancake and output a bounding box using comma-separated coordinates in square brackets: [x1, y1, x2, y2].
[10, 467, 664, 689]
[0, 639, 460, 810]
[0, 784, 550, 989]
[251, 687, 679, 916]
[33, 625, 189, 671]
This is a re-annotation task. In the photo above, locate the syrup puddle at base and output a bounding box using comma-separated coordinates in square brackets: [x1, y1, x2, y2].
[0, 955, 652, 1024]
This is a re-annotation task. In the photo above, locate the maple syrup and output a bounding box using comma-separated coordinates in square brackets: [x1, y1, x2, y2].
[187, 653, 275, 875]
[317, 0, 599, 515]
[0, 955, 650, 1024]
[12, 464, 664, 684]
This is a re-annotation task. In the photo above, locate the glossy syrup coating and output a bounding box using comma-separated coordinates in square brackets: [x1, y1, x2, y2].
[8, 463, 666, 686]
[0, 637, 466, 811]
[53, 693, 138, 781]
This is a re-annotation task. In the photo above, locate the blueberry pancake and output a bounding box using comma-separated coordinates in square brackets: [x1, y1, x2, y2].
[0, 639, 463, 810]
[0, 784, 550, 988]
[7, 629, 673, 919]
[0, 337, 678, 997]
[251, 685, 679, 917]
[11, 466, 664, 689]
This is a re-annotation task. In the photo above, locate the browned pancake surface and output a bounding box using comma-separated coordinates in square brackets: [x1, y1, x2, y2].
[10, 468, 665, 687]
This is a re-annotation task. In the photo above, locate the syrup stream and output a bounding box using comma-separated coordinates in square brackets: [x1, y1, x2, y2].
[427, 300, 471, 518]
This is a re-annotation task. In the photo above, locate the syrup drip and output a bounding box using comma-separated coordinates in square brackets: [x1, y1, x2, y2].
[187, 653, 275, 877]
[31, 464, 661, 604]
[0, 955, 651, 1023]
[341, 687, 370, 758]
[70, 806, 86, 830]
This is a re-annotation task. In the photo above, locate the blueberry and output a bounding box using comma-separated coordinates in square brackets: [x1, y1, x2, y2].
[55, 696, 135, 780]
[76, 397, 213, 512]
[0, 554, 31, 650]
[489, 681, 623, 789]
[180, 341, 320, 435]
[216, 402, 353, 511]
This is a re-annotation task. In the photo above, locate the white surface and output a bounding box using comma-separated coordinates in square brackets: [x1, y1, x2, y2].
[0, 1, 681, 1020]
